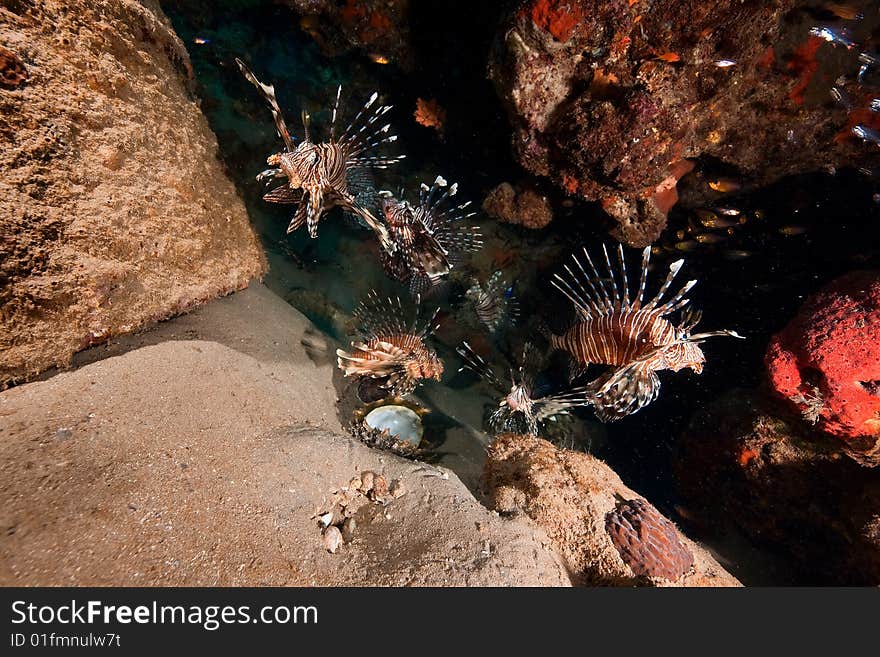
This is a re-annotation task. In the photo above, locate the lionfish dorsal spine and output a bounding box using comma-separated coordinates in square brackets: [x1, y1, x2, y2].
[634, 246, 651, 309]
[642, 258, 684, 312]
[456, 341, 505, 391]
[329, 84, 342, 141]
[235, 58, 294, 151]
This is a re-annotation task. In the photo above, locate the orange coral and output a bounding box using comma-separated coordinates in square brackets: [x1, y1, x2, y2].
[562, 173, 579, 195]
[524, 0, 584, 42]
[738, 448, 759, 467]
[786, 36, 823, 105]
[414, 97, 446, 133]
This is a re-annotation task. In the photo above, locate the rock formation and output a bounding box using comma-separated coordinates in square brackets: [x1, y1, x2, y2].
[0, 0, 266, 388]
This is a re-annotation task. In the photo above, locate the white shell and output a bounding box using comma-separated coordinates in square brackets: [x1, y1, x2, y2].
[364, 405, 423, 446]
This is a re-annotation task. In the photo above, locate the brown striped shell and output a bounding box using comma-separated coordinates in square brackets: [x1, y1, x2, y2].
[605, 498, 694, 581]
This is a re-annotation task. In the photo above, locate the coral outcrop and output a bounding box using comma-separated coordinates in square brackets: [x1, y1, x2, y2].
[675, 389, 880, 584]
[0, 0, 266, 387]
[482, 181, 553, 229]
[483, 434, 740, 586]
[488, 0, 880, 246]
[765, 271, 880, 463]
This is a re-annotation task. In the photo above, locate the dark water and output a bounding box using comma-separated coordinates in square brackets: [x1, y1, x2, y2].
[164, 0, 880, 584]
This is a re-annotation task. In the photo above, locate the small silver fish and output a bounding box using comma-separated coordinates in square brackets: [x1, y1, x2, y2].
[858, 52, 879, 83]
[695, 233, 727, 244]
[870, 98, 880, 112]
[714, 59, 737, 68]
[810, 26, 857, 49]
[715, 207, 741, 216]
[830, 86, 854, 110]
[853, 125, 880, 145]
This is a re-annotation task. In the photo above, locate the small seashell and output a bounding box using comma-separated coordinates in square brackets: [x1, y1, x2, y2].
[322, 526, 343, 553]
[364, 405, 424, 446]
[349, 476, 363, 491]
[318, 511, 333, 529]
[360, 471, 375, 494]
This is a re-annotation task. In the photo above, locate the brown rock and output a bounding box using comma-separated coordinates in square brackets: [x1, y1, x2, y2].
[484, 434, 739, 586]
[0, 0, 266, 388]
[0, 286, 570, 586]
[489, 1, 879, 246]
[482, 182, 553, 229]
[675, 389, 880, 585]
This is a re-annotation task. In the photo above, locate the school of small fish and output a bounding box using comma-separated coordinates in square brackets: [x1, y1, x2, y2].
[236, 56, 747, 439]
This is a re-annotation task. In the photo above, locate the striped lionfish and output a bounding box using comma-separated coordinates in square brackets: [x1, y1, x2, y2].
[465, 270, 519, 334]
[549, 244, 743, 422]
[457, 342, 594, 436]
[236, 58, 401, 252]
[336, 291, 444, 397]
[378, 176, 482, 294]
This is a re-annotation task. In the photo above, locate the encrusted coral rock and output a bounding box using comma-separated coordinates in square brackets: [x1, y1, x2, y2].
[605, 498, 694, 581]
[765, 271, 880, 463]
[675, 389, 880, 584]
[484, 434, 739, 586]
[0, 44, 27, 89]
[482, 182, 553, 229]
[488, 1, 879, 246]
[0, 1, 266, 387]
[289, 0, 413, 68]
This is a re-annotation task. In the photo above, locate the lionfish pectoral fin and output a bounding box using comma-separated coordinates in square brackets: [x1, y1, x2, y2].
[589, 363, 661, 422]
[263, 184, 302, 205]
[345, 198, 395, 254]
[286, 204, 307, 234]
[305, 190, 325, 238]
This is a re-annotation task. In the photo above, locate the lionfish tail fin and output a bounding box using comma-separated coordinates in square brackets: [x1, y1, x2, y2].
[235, 57, 294, 151]
[589, 361, 661, 422]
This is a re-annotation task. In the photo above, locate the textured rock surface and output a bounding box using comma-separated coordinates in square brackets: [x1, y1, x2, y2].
[488, 0, 880, 246]
[0, 285, 570, 586]
[0, 0, 266, 388]
[765, 271, 880, 462]
[484, 434, 739, 586]
[482, 181, 553, 229]
[675, 389, 880, 585]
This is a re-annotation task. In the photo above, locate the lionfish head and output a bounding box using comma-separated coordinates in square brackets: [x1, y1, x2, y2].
[503, 384, 532, 413]
[381, 197, 414, 226]
[405, 353, 444, 382]
[279, 150, 304, 187]
[664, 341, 706, 374]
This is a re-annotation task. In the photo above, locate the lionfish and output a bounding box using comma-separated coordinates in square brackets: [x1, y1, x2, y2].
[549, 244, 743, 422]
[378, 176, 482, 294]
[457, 342, 594, 436]
[465, 270, 519, 334]
[336, 291, 444, 397]
[236, 58, 401, 252]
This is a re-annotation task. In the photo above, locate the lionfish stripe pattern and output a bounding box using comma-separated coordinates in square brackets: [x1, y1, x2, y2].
[336, 291, 443, 396]
[466, 270, 519, 333]
[457, 341, 594, 435]
[236, 58, 401, 252]
[550, 244, 743, 422]
[379, 176, 482, 293]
